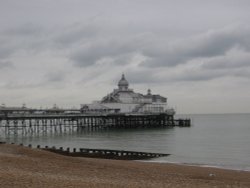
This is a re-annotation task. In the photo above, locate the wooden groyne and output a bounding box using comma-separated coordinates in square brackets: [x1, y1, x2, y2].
[0, 113, 191, 135]
[43, 146, 169, 160]
[6, 143, 169, 160]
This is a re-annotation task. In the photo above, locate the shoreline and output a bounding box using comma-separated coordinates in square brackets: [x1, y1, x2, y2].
[1, 144, 250, 188]
[141, 159, 250, 172]
[3, 142, 250, 172]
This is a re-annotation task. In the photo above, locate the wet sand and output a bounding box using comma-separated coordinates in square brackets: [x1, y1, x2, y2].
[1, 144, 250, 188]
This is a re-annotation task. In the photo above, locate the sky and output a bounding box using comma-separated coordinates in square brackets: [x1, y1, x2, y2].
[0, 0, 250, 114]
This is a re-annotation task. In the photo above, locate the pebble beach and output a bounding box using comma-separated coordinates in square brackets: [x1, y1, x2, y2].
[1, 144, 250, 188]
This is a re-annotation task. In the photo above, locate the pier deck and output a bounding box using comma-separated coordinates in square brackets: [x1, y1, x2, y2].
[0, 113, 191, 135]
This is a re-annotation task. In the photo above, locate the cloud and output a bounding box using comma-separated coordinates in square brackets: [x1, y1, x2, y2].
[1, 21, 249, 86]
[3, 71, 67, 90]
[0, 36, 15, 59]
[66, 24, 250, 85]
[45, 71, 66, 82]
[0, 60, 12, 69]
[124, 70, 160, 84]
[0, 46, 12, 59]
[141, 25, 250, 67]
[2, 23, 43, 37]
[67, 24, 250, 72]
[118, 48, 250, 84]
[0, 23, 50, 56]
[0, 21, 249, 86]
[69, 36, 143, 67]
[202, 47, 250, 70]
[54, 23, 100, 47]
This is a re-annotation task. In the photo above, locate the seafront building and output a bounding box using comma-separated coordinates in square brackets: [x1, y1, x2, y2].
[81, 74, 175, 115]
[0, 74, 175, 115]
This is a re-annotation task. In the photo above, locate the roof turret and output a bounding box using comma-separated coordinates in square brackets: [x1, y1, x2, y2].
[118, 74, 129, 90]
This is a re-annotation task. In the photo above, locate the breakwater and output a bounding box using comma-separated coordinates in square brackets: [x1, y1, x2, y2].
[1, 142, 169, 160]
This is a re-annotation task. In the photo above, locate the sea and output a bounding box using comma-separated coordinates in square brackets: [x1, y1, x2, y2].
[1, 113, 250, 171]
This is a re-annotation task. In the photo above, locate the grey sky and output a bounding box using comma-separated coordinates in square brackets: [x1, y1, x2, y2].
[0, 0, 250, 113]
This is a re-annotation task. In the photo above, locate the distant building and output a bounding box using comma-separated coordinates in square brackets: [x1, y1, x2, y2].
[81, 74, 174, 114]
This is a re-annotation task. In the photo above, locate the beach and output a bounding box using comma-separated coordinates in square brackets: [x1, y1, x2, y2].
[0, 144, 250, 188]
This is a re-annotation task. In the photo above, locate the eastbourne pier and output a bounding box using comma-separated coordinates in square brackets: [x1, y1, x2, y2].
[0, 74, 191, 135]
[0, 108, 190, 135]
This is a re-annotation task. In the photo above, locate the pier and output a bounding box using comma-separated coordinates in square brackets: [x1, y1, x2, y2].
[0, 113, 190, 135]
[0, 74, 192, 136]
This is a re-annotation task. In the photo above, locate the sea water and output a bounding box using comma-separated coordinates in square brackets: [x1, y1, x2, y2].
[2, 114, 250, 171]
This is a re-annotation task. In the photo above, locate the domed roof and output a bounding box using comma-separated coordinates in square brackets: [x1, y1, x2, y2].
[118, 74, 129, 87]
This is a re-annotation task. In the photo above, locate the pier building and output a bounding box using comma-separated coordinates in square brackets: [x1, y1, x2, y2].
[81, 74, 175, 114]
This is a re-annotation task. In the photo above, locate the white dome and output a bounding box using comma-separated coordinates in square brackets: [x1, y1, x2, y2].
[118, 74, 129, 90]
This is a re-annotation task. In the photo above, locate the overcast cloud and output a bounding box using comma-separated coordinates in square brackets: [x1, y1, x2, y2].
[0, 0, 250, 113]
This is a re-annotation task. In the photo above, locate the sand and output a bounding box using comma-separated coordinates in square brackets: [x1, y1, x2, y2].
[0, 144, 250, 188]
